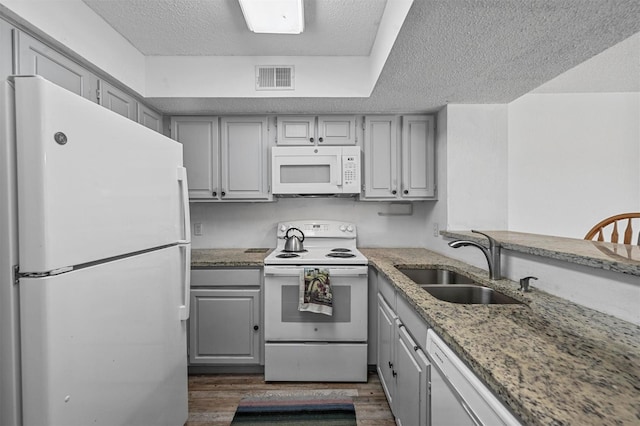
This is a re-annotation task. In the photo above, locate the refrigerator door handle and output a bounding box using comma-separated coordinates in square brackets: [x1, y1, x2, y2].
[177, 167, 191, 244]
[178, 244, 191, 321]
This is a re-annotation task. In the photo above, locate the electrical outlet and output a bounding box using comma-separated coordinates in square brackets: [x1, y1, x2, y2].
[433, 223, 439, 237]
[194, 222, 203, 236]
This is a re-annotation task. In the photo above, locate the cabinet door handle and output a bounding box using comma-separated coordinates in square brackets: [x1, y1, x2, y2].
[221, 191, 226, 197]
[212, 191, 217, 197]
[309, 137, 314, 143]
[388, 361, 393, 369]
[392, 370, 397, 377]
[403, 189, 409, 195]
[318, 137, 324, 143]
[391, 190, 397, 195]
[253, 325, 259, 331]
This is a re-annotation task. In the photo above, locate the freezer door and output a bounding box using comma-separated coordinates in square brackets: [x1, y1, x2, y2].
[20, 245, 189, 426]
[14, 76, 190, 273]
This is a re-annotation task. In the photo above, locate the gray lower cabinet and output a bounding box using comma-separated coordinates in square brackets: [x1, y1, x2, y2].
[395, 325, 430, 426]
[374, 267, 521, 426]
[377, 294, 397, 409]
[189, 268, 262, 365]
[377, 290, 430, 426]
[15, 30, 99, 102]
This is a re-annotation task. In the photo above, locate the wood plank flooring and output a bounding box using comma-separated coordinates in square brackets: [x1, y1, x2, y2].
[187, 371, 396, 426]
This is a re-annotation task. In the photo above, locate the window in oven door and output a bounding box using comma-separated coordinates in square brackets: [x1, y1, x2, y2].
[264, 266, 368, 342]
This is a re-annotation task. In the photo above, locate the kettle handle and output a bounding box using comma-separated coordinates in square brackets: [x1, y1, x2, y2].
[285, 227, 305, 242]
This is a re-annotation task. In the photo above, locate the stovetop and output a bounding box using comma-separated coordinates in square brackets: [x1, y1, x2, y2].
[264, 220, 368, 266]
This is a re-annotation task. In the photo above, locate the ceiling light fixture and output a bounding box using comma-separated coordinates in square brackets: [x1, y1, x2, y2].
[238, 0, 304, 34]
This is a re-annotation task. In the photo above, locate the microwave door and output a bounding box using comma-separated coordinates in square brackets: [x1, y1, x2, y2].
[273, 155, 341, 194]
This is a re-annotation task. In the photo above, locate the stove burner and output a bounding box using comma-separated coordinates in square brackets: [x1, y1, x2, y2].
[326, 252, 356, 258]
[331, 248, 352, 253]
[276, 253, 300, 258]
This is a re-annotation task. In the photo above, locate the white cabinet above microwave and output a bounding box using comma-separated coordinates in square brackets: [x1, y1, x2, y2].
[276, 115, 357, 146]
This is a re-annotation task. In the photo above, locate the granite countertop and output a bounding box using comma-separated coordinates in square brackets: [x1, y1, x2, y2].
[189, 246, 639, 424]
[191, 248, 272, 267]
[361, 248, 640, 426]
[441, 230, 640, 276]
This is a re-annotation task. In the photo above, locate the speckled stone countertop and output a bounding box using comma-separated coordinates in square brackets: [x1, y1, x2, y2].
[442, 230, 640, 277]
[361, 248, 640, 426]
[191, 248, 272, 267]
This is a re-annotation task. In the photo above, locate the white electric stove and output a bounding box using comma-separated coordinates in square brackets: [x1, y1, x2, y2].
[263, 220, 369, 382]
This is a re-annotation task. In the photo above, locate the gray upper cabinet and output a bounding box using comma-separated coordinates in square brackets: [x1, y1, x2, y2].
[220, 116, 271, 201]
[363, 115, 399, 199]
[172, 116, 271, 202]
[98, 80, 137, 121]
[15, 31, 98, 103]
[171, 116, 220, 200]
[276, 115, 356, 145]
[317, 115, 357, 145]
[276, 115, 315, 145]
[137, 103, 163, 133]
[401, 115, 436, 199]
[362, 114, 436, 200]
[0, 19, 14, 82]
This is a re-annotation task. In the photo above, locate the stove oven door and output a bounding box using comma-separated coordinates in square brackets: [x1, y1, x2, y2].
[263, 265, 368, 342]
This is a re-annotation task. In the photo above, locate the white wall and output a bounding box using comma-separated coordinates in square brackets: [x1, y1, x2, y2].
[508, 92, 640, 238]
[0, 0, 146, 94]
[444, 104, 509, 230]
[190, 198, 431, 249]
[436, 34, 640, 324]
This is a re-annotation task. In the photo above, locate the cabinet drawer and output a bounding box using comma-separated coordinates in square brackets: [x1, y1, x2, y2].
[396, 293, 428, 348]
[191, 268, 261, 287]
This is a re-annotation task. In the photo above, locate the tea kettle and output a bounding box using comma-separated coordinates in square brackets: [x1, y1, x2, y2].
[284, 227, 305, 252]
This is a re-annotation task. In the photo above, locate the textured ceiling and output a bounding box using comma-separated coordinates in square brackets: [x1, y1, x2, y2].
[83, 0, 387, 56]
[86, 0, 640, 114]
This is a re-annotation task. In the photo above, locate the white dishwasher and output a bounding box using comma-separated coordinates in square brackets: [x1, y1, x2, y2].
[426, 330, 521, 426]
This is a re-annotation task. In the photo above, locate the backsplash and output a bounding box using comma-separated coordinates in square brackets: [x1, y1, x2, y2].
[189, 198, 434, 249]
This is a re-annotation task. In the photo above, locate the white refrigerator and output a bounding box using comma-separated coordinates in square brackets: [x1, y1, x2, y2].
[0, 76, 191, 426]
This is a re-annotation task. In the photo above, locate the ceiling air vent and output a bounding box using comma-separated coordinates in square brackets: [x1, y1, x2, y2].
[256, 65, 294, 90]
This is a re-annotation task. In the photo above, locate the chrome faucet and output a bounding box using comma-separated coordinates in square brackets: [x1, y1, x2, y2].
[448, 230, 502, 280]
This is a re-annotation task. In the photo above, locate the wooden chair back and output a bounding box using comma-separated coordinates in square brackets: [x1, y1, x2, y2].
[584, 213, 640, 245]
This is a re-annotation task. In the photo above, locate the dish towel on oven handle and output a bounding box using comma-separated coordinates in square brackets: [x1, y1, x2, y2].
[299, 268, 333, 316]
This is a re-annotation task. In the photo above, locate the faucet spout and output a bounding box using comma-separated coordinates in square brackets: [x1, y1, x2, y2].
[448, 230, 502, 280]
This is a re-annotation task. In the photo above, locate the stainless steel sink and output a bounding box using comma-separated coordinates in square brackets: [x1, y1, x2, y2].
[420, 285, 522, 305]
[396, 267, 476, 285]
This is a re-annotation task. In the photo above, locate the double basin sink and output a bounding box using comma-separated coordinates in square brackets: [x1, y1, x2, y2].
[396, 267, 522, 305]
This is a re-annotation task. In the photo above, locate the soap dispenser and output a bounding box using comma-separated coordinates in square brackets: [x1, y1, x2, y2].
[519, 276, 538, 292]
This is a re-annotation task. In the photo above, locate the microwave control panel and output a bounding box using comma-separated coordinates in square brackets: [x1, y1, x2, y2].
[342, 154, 360, 190]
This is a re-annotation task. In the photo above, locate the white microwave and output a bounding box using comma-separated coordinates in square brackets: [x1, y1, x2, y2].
[272, 146, 361, 195]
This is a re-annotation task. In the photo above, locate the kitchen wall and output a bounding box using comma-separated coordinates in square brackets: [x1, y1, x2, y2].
[508, 92, 640, 238]
[190, 198, 432, 249]
[508, 32, 640, 238]
[0, 0, 145, 93]
[427, 34, 640, 324]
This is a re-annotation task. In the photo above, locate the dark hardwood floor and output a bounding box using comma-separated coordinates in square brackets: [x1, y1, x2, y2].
[187, 371, 395, 425]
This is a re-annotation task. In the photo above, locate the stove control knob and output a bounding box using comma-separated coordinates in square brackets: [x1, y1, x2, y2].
[339, 225, 346, 232]
[347, 225, 354, 232]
